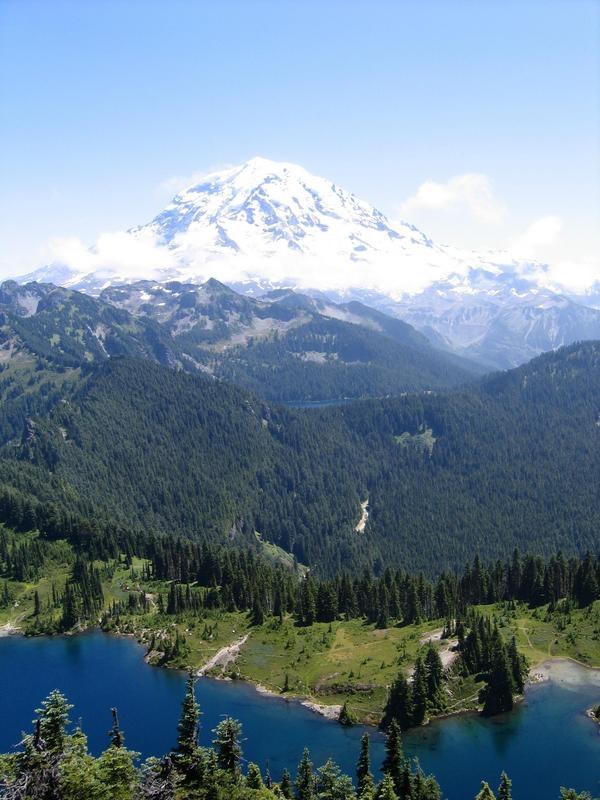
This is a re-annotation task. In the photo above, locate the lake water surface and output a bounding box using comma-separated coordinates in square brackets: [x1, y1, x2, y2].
[0, 631, 598, 799]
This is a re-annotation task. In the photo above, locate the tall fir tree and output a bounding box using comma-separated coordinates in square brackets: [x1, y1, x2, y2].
[295, 747, 315, 800]
[482, 638, 515, 716]
[412, 656, 428, 725]
[382, 719, 403, 796]
[213, 718, 242, 775]
[383, 672, 414, 730]
[176, 671, 200, 758]
[280, 768, 293, 799]
[497, 772, 512, 800]
[356, 732, 372, 795]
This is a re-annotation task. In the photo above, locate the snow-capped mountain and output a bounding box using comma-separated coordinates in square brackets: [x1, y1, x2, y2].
[21, 156, 488, 295]
[21, 157, 600, 369]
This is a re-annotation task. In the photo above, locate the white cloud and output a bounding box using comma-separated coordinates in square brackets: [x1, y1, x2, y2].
[510, 214, 564, 259]
[545, 256, 600, 295]
[400, 173, 506, 224]
[41, 228, 175, 284]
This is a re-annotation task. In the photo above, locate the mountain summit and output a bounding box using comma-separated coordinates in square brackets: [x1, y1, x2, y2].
[23, 157, 600, 368]
[134, 156, 447, 295]
[25, 157, 475, 296]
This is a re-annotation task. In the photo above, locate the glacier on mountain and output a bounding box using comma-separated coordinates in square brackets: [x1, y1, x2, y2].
[19, 157, 600, 369]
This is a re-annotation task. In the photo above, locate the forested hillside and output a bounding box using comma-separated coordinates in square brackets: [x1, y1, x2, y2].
[0, 341, 598, 575]
[339, 341, 600, 572]
[2, 358, 370, 569]
[1, 278, 479, 405]
[207, 315, 474, 401]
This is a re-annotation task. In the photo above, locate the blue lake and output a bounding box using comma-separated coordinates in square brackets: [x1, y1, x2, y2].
[281, 398, 355, 409]
[0, 631, 598, 798]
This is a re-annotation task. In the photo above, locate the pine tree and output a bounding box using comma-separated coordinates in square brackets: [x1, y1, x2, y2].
[412, 656, 428, 725]
[280, 768, 293, 799]
[61, 583, 78, 630]
[33, 589, 41, 617]
[97, 739, 139, 800]
[295, 747, 315, 800]
[316, 758, 354, 800]
[507, 637, 526, 694]
[475, 782, 496, 800]
[378, 773, 399, 800]
[356, 732, 372, 795]
[339, 701, 355, 726]
[497, 772, 512, 800]
[246, 762, 264, 789]
[251, 596, 264, 626]
[382, 719, 403, 795]
[35, 689, 73, 753]
[482, 639, 515, 716]
[383, 672, 413, 730]
[213, 717, 242, 774]
[424, 645, 445, 709]
[176, 671, 200, 758]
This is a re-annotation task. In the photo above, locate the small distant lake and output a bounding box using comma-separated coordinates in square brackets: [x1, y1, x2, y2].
[281, 398, 356, 409]
[0, 632, 598, 798]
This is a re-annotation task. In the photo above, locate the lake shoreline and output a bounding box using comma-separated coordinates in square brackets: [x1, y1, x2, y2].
[4, 622, 600, 730]
[3, 628, 600, 796]
[529, 657, 600, 684]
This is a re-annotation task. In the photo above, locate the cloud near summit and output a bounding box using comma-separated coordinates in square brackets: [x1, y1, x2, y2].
[400, 173, 506, 224]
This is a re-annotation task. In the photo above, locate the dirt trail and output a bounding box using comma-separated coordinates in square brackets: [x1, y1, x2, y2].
[197, 634, 249, 676]
[519, 626, 534, 649]
[419, 628, 459, 669]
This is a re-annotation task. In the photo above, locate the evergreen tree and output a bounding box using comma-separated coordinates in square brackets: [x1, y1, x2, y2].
[61, 583, 78, 630]
[33, 589, 41, 617]
[339, 701, 355, 727]
[59, 726, 106, 800]
[295, 747, 315, 800]
[381, 719, 403, 795]
[424, 645, 445, 709]
[97, 741, 139, 800]
[213, 717, 242, 775]
[281, 768, 293, 799]
[251, 596, 265, 626]
[383, 672, 413, 730]
[246, 762, 264, 789]
[482, 639, 515, 716]
[316, 758, 355, 800]
[35, 689, 73, 753]
[475, 782, 496, 800]
[378, 774, 398, 800]
[176, 671, 200, 758]
[497, 772, 512, 800]
[356, 732, 372, 796]
[412, 656, 428, 725]
[507, 637, 526, 694]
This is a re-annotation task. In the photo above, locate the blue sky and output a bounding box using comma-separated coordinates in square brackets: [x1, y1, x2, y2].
[0, 0, 598, 283]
